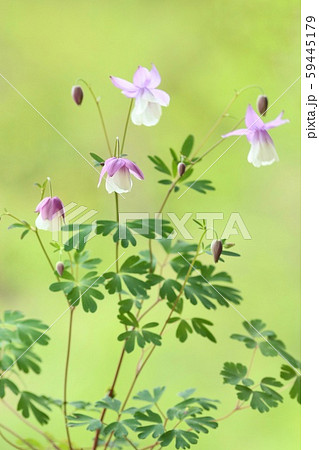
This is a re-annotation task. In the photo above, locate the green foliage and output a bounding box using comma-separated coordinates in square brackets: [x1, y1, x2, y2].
[184, 179, 215, 194]
[133, 387, 166, 405]
[68, 413, 103, 431]
[118, 321, 161, 353]
[181, 134, 195, 158]
[230, 319, 301, 368]
[280, 365, 301, 404]
[8, 221, 31, 239]
[18, 391, 51, 425]
[235, 378, 283, 413]
[49, 270, 105, 313]
[221, 362, 251, 385]
[0, 378, 19, 398]
[96, 218, 173, 248]
[104, 255, 156, 299]
[159, 429, 199, 449]
[0, 310, 49, 376]
[170, 317, 216, 343]
[63, 224, 96, 252]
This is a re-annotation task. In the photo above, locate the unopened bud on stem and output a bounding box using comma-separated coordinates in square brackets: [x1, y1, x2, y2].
[257, 95, 268, 116]
[178, 162, 186, 177]
[211, 239, 223, 263]
[72, 85, 84, 105]
[56, 261, 64, 276]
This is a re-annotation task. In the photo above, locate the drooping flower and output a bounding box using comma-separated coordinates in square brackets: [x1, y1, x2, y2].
[222, 105, 289, 168]
[35, 196, 65, 231]
[211, 239, 223, 263]
[98, 157, 144, 194]
[110, 64, 170, 127]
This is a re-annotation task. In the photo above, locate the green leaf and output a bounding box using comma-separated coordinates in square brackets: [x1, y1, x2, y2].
[134, 409, 162, 423]
[280, 365, 301, 403]
[230, 333, 257, 349]
[17, 392, 51, 425]
[120, 255, 149, 274]
[67, 413, 102, 431]
[176, 320, 193, 343]
[104, 272, 122, 294]
[133, 387, 166, 405]
[185, 416, 218, 433]
[148, 155, 172, 176]
[236, 378, 283, 413]
[95, 395, 121, 413]
[181, 135, 194, 158]
[191, 318, 216, 343]
[160, 279, 182, 302]
[136, 423, 165, 440]
[221, 362, 248, 385]
[0, 379, 19, 398]
[63, 224, 96, 252]
[185, 180, 215, 194]
[159, 429, 199, 449]
[90, 152, 105, 164]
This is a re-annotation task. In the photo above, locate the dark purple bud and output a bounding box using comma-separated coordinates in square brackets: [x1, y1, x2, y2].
[72, 85, 84, 105]
[211, 239, 223, 263]
[178, 162, 186, 177]
[56, 261, 64, 276]
[257, 95, 268, 116]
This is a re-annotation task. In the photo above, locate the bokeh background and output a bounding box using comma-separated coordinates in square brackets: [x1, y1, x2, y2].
[0, 1, 300, 449]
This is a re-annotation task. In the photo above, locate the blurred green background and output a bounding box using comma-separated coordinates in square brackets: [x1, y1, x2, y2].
[0, 0, 300, 449]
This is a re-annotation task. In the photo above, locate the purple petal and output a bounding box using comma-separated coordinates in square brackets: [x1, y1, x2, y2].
[98, 164, 109, 187]
[151, 88, 170, 106]
[264, 111, 289, 130]
[51, 197, 65, 219]
[149, 64, 161, 88]
[110, 76, 139, 97]
[35, 197, 50, 213]
[222, 129, 250, 138]
[123, 159, 144, 180]
[245, 105, 264, 129]
[133, 66, 151, 88]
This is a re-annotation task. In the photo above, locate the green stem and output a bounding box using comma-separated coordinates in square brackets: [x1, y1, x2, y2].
[104, 232, 206, 448]
[77, 78, 112, 157]
[34, 229, 74, 449]
[2, 400, 61, 450]
[191, 84, 263, 159]
[63, 307, 75, 450]
[34, 230, 57, 275]
[92, 193, 124, 450]
[121, 99, 134, 154]
[0, 430, 25, 450]
[0, 423, 37, 450]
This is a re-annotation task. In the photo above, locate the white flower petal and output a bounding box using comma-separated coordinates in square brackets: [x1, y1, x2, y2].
[132, 102, 162, 127]
[35, 214, 62, 231]
[106, 168, 133, 193]
[247, 138, 279, 167]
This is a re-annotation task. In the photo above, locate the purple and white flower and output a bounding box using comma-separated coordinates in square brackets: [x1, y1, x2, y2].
[98, 157, 144, 194]
[110, 64, 170, 127]
[35, 196, 65, 231]
[222, 105, 289, 168]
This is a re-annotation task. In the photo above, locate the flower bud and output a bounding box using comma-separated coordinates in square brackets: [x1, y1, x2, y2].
[211, 239, 223, 263]
[257, 95, 268, 116]
[178, 162, 186, 177]
[56, 261, 64, 276]
[71, 85, 84, 105]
